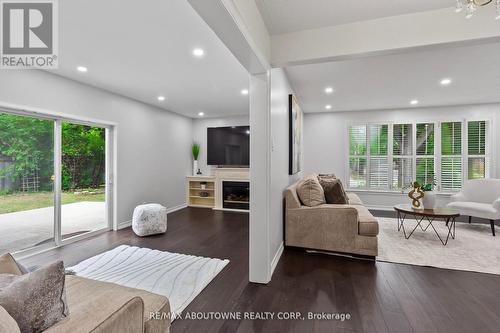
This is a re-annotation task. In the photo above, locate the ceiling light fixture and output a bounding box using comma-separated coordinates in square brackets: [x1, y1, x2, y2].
[193, 48, 204, 57]
[324, 87, 334, 94]
[157, 96, 165, 101]
[410, 99, 419, 105]
[454, 0, 500, 19]
[198, 112, 205, 117]
[325, 105, 332, 110]
[440, 78, 452, 86]
[76, 66, 88, 72]
[241, 89, 249, 95]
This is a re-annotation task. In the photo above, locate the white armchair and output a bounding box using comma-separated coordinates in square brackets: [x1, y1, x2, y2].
[447, 179, 500, 236]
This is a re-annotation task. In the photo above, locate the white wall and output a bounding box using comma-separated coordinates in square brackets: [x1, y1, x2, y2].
[249, 72, 271, 283]
[269, 68, 302, 268]
[192, 115, 249, 175]
[303, 104, 499, 209]
[0, 70, 192, 226]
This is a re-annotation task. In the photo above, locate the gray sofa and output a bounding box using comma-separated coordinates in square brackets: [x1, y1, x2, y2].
[285, 176, 379, 257]
[0, 254, 170, 333]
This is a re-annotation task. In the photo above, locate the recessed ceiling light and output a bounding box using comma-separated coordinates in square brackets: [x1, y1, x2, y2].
[440, 78, 452, 86]
[410, 99, 419, 105]
[241, 89, 249, 95]
[193, 48, 204, 57]
[325, 105, 332, 110]
[76, 66, 88, 73]
[198, 112, 205, 117]
[157, 96, 165, 101]
[324, 87, 334, 94]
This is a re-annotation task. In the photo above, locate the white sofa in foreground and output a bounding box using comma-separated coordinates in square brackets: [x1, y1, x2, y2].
[447, 179, 500, 236]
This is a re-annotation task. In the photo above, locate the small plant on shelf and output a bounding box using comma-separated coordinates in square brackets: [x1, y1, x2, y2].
[191, 143, 200, 161]
[191, 143, 201, 176]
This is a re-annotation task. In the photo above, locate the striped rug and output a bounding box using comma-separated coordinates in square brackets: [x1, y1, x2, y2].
[68, 245, 229, 316]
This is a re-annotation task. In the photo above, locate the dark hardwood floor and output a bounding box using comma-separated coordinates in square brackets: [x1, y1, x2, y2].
[21, 208, 500, 333]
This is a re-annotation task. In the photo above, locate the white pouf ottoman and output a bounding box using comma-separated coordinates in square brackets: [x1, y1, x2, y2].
[132, 203, 167, 237]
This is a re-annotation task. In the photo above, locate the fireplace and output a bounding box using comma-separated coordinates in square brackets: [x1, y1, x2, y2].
[223, 181, 250, 210]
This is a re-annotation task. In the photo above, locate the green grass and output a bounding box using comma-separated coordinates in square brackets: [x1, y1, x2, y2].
[0, 191, 105, 214]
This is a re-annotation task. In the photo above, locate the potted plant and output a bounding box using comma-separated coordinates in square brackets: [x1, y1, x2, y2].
[421, 180, 437, 209]
[192, 143, 200, 176]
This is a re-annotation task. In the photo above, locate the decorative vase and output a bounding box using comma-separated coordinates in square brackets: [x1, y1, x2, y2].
[193, 160, 198, 176]
[422, 191, 436, 209]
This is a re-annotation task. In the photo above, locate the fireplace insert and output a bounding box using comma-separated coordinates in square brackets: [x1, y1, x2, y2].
[223, 181, 250, 210]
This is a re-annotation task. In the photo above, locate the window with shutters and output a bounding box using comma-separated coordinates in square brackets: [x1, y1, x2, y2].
[467, 121, 487, 180]
[348, 125, 367, 188]
[368, 124, 388, 189]
[392, 124, 413, 189]
[416, 123, 435, 186]
[347, 119, 490, 192]
[441, 122, 462, 191]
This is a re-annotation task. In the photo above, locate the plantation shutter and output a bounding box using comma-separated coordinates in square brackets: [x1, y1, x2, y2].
[348, 126, 367, 188]
[368, 125, 388, 188]
[441, 122, 462, 155]
[349, 157, 367, 188]
[441, 158, 462, 191]
[416, 123, 434, 155]
[414, 123, 435, 186]
[393, 124, 412, 156]
[392, 158, 413, 189]
[468, 121, 486, 155]
[392, 124, 412, 189]
[349, 125, 366, 156]
[468, 121, 487, 179]
[416, 158, 435, 186]
[440, 122, 462, 191]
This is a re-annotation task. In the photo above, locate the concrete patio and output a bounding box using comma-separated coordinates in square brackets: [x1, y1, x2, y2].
[0, 201, 106, 254]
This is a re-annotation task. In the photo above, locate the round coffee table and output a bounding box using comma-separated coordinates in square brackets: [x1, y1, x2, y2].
[393, 204, 460, 245]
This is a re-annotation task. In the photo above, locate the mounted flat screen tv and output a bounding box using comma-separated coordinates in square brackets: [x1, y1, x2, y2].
[207, 126, 250, 166]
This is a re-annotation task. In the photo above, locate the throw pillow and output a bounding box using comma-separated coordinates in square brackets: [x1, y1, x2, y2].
[0, 261, 69, 333]
[318, 177, 349, 204]
[0, 253, 23, 276]
[297, 176, 326, 207]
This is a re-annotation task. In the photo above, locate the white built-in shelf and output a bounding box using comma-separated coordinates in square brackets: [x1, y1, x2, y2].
[186, 176, 216, 208]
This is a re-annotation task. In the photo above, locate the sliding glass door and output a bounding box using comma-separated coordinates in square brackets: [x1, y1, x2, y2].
[0, 110, 112, 255]
[61, 122, 107, 240]
[0, 112, 55, 253]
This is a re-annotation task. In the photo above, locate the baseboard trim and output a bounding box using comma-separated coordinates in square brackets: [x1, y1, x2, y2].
[167, 203, 188, 214]
[270, 242, 284, 279]
[117, 203, 188, 230]
[117, 220, 132, 230]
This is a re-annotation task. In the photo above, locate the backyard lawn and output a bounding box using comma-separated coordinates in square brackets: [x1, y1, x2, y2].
[0, 192, 105, 214]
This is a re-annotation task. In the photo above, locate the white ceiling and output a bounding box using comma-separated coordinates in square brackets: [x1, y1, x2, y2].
[52, 0, 249, 118]
[285, 42, 500, 113]
[256, 0, 452, 35]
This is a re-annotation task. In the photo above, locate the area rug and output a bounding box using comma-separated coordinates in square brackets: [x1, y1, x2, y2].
[378, 217, 500, 275]
[68, 245, 229, 316]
